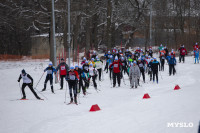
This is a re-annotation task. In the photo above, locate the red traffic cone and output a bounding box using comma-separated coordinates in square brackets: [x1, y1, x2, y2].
[143, 93, 150, 99]
[89, 104, 101, 112]
[174, 85, 181, 90]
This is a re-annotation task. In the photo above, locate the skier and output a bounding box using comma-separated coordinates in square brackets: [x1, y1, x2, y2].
[88, 63, 98, 90]
[81, 57, 87, 65]
[17, 69, 41, 100]
[129, 62, 140, 88]
[151, 58, 160, 83]
[194, 48, 199, 64]
[147, 58, 153, 81]
[168, 55, 176, 76]
[82, 61, 89, 89]
[109, 57, 123, 87]
[41, 62, 57, 93]
[164, 46, 169, 57]
[95, 58, 103, 81]
[178, 45, 187, 63]
[120, 57, 129, 77]
[104, 51, 111, 72]
[66, 66, 79, 104]
[160, 53, 165, 71]
[158, 44, 163, 52]
[108, 55, 114, 80]
[78, 66, 87, 95]
[137, 58, 145, 83]
[148, 48, 153, 57]
[56, 58, 69, 90]
[91, 51, 97, 60]
[89, 58, 96, 67]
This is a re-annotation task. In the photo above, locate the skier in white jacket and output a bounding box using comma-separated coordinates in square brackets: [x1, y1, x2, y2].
[129, 61, 140, 88]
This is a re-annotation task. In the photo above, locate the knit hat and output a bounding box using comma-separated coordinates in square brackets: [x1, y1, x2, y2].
[70, 65, 74, 69]
[21, 69, 26, 74]
[83, 57, 86, 60]
[49, 62, 53, 66]
[75, 64, 79, 68]
[114, 56, 118, 61]
[130, 63, 133, 66]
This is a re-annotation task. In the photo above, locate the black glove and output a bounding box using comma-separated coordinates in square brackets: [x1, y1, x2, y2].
[30, 83, 33, 86]
[17, 79, 20, 82]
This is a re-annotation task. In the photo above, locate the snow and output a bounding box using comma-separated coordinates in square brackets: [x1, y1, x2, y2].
[0, 56, 200, 133]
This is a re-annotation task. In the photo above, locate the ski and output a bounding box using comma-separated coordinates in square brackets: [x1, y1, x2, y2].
[20, 99, 29, 100]
[11, 99, 44, 101]
[67, 102, 78, 105]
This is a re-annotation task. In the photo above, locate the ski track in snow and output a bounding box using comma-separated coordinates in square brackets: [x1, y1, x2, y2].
[0, 56, 200, 133]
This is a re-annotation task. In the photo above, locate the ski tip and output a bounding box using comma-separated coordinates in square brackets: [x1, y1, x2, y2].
[39, 99, 44, 100]
[20, 99, 29, 100]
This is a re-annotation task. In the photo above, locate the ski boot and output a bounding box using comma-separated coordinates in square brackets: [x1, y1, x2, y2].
[21, 96, 26, 99]
[41, 88, 46, 92]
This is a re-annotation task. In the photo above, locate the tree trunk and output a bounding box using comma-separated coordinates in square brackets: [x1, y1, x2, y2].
[106, 0, 112, 50]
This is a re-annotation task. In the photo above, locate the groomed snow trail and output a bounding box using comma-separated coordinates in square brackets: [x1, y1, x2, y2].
[0, 56, 200, 133]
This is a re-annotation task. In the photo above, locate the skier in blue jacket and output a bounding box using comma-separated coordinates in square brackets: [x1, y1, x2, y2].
[42, 62, 57, 93]
[194, 48, 199, 64]
[168, 55, 176, 76]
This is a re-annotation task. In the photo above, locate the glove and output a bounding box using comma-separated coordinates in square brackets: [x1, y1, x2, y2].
[30, 83, 33, 86]
[17, 80, 20, 82]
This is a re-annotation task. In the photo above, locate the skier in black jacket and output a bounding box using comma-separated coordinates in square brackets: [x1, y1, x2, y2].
[151, 58, 160, 83]
[137, 58, 145, 83]
[18, 69, 41, 100]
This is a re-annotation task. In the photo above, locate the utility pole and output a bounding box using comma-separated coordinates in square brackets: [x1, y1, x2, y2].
[51, 0, 57, 83]
[51, 0, 57, 65]
[67, 0, 71, 67]
[149, 1, 153, 46]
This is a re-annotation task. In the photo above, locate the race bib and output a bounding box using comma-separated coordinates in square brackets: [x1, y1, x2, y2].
[69, 75, 75, 80]
[139, 63, 143, 67]
[182, 50, 185, 53]
[47, 70, 52, 74]
[114, 64, 118, 67]
[61, 66, 65, 70]
[84, 66, 89, 70]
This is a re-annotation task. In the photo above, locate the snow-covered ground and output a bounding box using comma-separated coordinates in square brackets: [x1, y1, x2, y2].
[0, 56, 200, 133]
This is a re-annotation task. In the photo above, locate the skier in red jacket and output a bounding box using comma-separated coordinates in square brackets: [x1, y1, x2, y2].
[178, 45, 187, 63]
[109, 57, 123, 87]
[56, 58, 69, 90]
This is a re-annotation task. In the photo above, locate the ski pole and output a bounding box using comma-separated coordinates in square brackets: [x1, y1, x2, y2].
[35, 72, 45, 89]
[159, 71, 163, 80]
[64, 81, 68, 103]
[122, 76, 126, 85]
[78, 93, 81, 104]
[33, 72, 48, 100]
[19, 82, 22, 97]
[34, 88, 48, 100]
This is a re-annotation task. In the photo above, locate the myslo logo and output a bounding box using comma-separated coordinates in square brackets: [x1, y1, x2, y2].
[167, 122, 193, 128]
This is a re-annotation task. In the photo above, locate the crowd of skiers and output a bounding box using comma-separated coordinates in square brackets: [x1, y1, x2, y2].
[17, 42, 199, 103]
